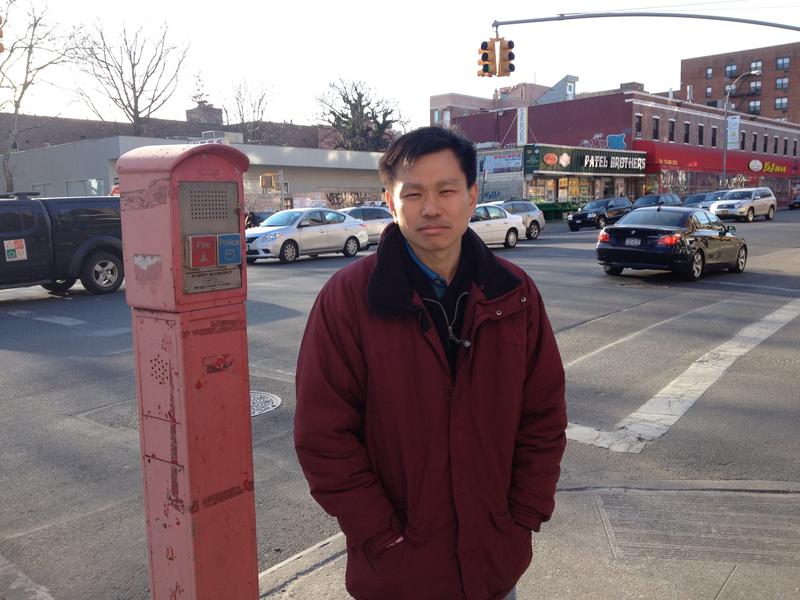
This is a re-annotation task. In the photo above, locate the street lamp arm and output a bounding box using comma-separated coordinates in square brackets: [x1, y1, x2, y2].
[723, 70, 760, 184]
[492, 12, 800, 32]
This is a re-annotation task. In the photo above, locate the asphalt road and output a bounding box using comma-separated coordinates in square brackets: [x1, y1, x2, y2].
[1, 209, 798, 600]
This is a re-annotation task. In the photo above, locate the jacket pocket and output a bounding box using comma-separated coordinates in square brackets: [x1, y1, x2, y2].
[490, 510, 515, 534]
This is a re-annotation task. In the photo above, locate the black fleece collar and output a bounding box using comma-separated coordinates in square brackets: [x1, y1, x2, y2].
[366, 222, 522, 318]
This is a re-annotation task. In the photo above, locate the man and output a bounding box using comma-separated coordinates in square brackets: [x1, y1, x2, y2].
[295, 127, 567, 600]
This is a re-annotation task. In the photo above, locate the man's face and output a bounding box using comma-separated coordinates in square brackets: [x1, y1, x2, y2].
[386, 149, 477, 259]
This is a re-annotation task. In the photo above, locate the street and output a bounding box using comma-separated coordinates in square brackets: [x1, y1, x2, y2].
[1, 210, 799, 600]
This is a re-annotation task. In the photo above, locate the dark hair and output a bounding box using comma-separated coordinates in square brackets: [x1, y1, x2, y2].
[379, 126, 477, 191]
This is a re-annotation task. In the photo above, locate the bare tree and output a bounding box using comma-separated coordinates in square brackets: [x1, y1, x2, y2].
[317, 80, 405, 152]
[0, 1, 82, 191]
[79, 24, 188, 135]
[223, 81, 270, 144]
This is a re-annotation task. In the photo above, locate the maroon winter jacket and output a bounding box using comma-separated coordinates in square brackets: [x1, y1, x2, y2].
[295, 224, 567, 600]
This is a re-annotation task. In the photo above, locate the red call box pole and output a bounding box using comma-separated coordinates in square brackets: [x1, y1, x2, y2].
[117, 145, 258, 599]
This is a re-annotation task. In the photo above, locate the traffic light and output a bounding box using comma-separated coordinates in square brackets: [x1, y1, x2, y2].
[477, 39, 497, 77]
[498, 39, 515, 77]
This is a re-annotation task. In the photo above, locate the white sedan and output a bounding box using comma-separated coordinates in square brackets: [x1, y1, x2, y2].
[245, 208, 369, 263]
[469, 205, 524, 248]
[339, 206, 394, 244]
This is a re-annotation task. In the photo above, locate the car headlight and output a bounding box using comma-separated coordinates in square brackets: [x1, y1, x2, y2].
[567, 214, 573, 220]
[587, 212, 596, 218]
[263, 232, 282, 241]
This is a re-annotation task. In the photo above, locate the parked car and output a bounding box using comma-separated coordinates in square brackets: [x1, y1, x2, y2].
[632, 193, 682, 209]
[339, 206, 394, 244]
[469, 205, 524, 248]
[682, 190, 727, 209]
[567, 197, 632, 231]
[710, 187, 777, 222]
[245, 208, 369, 263]
[790, 194, 800, 210]
[0, 192, 123, 294]
[486, 200, 545, 239]
[596, 206, 747, 281]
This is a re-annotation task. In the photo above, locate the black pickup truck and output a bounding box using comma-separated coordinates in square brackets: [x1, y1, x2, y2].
[0, 193, 124, 295]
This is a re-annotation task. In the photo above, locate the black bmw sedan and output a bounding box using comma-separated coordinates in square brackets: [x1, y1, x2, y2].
[567, 197, 632, 231]
[596, 206, 747, 281]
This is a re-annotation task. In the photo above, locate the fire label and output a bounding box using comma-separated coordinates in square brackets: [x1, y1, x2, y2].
[188, 236, 217, 268]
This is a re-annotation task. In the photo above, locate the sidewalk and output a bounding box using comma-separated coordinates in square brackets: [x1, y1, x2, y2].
[259, 481, 800, 599]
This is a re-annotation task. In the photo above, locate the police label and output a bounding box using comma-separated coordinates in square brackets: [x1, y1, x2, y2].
[217, 234, 241, 266]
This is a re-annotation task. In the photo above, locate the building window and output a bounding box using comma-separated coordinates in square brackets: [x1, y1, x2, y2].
[752, 132, 758, 152]
[763, 134, 768, 153]
[784, 138, 789, 155]
[706, 67, 713, 79]
[433, 110, 441, 124]
[635, 113, 642, 138]
[706, 100, 719, 108]
[750, 80, 761, 94]
[750, 60, 762, 72]
[775, 97, 788, 110]
[65, 179, 105, 196]
[776, 56, 790, 70]
[668, 119, 675, 142]
[443, 109, 451, 128]
[748, 100, 761, 114]
[652, 117, 660, 140]
[683, 122, 690, 144]
[776, 77, 789, 90]
[698, 124, 704, 146]
[725, 64, 737, 78]
[705, 86, 713, 98]
[773, 136, 779, 154]
[711, 126, 717, 147]
[794, 139, 798, 157]
[740, 131, 746, 150]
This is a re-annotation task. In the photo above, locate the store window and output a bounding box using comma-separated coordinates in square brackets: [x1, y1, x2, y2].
[750, 60, 762, 72]
[748, 100, 761, 114]
[705, 67, 713, 79]
[775, 97, 788, 110]
[711, 126, 717, 148]
[776, 77, 789, 90]
[776, 56, 790, 70]
[668, 119, 675, 142]
[698, 124, 704, 146]
[635, 113, 642, 138]
[725, 64, 737, 78]
[652, 117, 659, 140]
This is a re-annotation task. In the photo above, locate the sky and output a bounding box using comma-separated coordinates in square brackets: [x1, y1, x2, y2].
[13, 0, 800, 131]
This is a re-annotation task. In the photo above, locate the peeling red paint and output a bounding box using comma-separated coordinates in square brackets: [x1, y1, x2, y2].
[166, 545, 175, 561]
[190, 319, 245, 337]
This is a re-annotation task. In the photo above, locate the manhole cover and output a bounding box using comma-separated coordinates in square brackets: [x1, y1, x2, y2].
[250, 391, 282, 416]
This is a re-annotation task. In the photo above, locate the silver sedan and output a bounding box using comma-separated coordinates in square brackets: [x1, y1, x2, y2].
[469, 205, 525, 248]
[339, 206, 394, 244]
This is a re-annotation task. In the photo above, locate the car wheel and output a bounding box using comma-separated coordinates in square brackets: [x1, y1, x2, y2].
[685, 250, 705, 281]
[603, 265, 623, 276]
[342, 236, 359, 257]
[596, 216, 606, 229]
[730, 246, 747, 273]
[41, 278, 77, 294]
[80, 251, 123, 294]
[569, 224, 579, 232]
[526, 222, 540, 240]
[765, 206, 775, 221]
[278, 240, 298, 263]
[246, 257, 257, 264]
[745, 208, 754, 223]
[503, 228, 518, 248]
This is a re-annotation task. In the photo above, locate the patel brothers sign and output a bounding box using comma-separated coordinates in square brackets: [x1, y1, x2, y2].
[524, 144, 646, 175]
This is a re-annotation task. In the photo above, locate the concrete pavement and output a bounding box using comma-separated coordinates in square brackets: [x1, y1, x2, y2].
[258, 481, 800, 600]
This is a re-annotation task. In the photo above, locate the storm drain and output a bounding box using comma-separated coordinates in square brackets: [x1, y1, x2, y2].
[250, 391, 282, 417]
[596, 489, 800, 566]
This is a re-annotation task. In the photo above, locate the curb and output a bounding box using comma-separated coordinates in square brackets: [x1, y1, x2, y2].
[258, 532, 345, 598]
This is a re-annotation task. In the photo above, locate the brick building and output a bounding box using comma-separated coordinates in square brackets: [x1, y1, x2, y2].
[679, 42, 800, 123]
[452, 87, 800, 205]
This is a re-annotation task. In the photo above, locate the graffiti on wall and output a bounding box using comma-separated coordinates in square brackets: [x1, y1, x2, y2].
[579, 133, 627, 150]
[325, 191, 380, 207]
